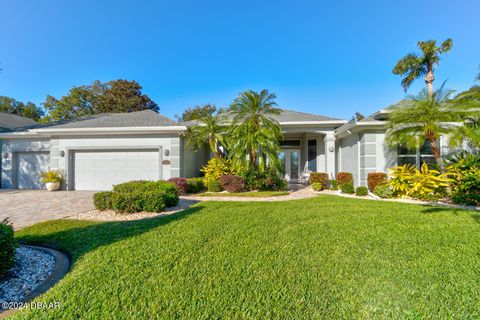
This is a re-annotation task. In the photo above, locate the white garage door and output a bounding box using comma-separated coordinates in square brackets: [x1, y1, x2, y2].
[73, 150, 161, 191]
[17, 152, 50, 189]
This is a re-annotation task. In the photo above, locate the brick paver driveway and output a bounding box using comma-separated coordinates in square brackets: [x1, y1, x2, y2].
[0, 190, 95, 230]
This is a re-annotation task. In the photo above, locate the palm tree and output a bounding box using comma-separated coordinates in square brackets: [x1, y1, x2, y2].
[385, 84, 461, 169]
[449, 86, 480, 149]
[392, 39, 453, 96]
[228, 90, 282, 171]
[184, 105, 226, 159]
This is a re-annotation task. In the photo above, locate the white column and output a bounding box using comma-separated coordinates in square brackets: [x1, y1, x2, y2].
[302, 133, 308, 172]
[324, 132, 336, 179]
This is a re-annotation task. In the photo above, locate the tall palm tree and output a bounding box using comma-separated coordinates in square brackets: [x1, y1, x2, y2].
[185, 105, 226, 159]
[385, 84, 460, 169]
[393, 39, 453, 96]
[449, 85, 480, 149]
[228, 90, 282, 171]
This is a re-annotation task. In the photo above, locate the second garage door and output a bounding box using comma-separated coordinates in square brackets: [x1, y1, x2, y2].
[73, 149, 161, 190]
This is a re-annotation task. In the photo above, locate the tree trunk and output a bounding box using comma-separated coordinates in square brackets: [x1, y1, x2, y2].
[250, 150, 257, 168]
[430, 139, 444, 172]
[425, 71, 435, 97]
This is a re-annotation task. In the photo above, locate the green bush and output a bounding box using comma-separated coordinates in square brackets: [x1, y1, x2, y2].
[0, 218, 17, 279]
[185, 178, 205, 193]
[113, 180, 178, 195]
[258, 175, 287, 191]
[239, 167, 286, 191]
[355, 186, 369, 196]
[373, 185, 394, 198]
[341, 182, 355, 194]
[111, 191, 170, 213]
[93, 191, 113, 210]
[310, 173, 329, 189]
[207, 180, 222, 192]
[311, 182, 323, 191]
[329, 179, 338, 190]
[446, 153, 480, 206]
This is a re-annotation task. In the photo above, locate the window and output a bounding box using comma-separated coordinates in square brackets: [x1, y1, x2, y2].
[308, 139, 317, 172]
[397, 141, 436, 168]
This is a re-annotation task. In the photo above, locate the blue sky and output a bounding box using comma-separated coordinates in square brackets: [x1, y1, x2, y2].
[0, 0, 479, 120]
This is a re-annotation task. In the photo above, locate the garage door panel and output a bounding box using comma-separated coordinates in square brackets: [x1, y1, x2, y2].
[73, 150, 160, 191]
[17, 152, 50, 189]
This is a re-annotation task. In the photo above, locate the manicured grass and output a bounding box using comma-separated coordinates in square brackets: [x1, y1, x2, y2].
[199, 190, 289, 197]
[13, 195, 480, 319]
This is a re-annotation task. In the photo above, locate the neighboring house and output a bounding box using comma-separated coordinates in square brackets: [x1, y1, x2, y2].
[0, 105, 449, 190]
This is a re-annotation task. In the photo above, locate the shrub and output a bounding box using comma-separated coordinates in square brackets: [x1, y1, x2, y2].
[93, 191, 113, 210]
[356, 186, 369, 196]
[207, 180, 222, 192]
[185, 178, 205, 194]
[311, 182, 323, 191]
[373, 185, 394, 198]
[336, 172, 353, 187]
[329, 179, 338, 190]
[168, 177, 187, 195]
[219, 175, 245, 193]
[258, 174, 287, 191]
[0, 218, 17, 279]
[201, 157, 235, 187]
[40, 169, 64, 183]
[310, 173, 329, 189]
[388, 163, 450, 200]
[446, 152, 480, 206]
[341, 182, 355, 194]
[239, 167, 261, 191]
[113, 180, 178, 197]
[367, 172, 387, 191]
[111, 191, 168, 213]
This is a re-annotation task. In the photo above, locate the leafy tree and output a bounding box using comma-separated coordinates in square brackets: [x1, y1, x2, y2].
[449, 85, 480, 149]
[97, 79, 158, 113]
[0, 96, 44, 121]
[392, 39, 453, 96]
[185, 107, 226, 159]
[228, 89, 282, 171]
[385, 84, 462, 169]
[42, 79, 158, 122]
[177, 104, 217, 122]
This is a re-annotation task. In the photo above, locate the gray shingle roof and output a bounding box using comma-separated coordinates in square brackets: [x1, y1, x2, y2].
[0, 112, 38, 131]
[38, 110, 178, 129]
[271, 109, 342, 122]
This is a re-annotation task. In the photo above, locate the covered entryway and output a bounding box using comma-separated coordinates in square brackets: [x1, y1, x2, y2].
[15, 152, 50, 189]
[72, 149, 161, 190]
[279, 149, 300, 183]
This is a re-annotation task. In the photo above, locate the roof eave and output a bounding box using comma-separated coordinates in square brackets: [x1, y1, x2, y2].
[29, 126, 188, 135]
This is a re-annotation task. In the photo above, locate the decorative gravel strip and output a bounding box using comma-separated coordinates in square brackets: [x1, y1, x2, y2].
[0, 247, 55, 306]
[68, 198, 198, 222]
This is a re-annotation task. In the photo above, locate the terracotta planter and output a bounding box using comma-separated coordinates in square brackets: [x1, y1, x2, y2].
[45, 181, 61, 191]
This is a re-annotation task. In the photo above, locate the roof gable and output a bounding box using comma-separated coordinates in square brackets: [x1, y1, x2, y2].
[0, 112, 38, 131]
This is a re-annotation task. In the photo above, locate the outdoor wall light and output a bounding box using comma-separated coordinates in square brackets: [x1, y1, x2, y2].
[2, 152, 9, 159]
[328, 146, 335, 152]
[164, 149, 170, 157]
[60, 151, 65, 157]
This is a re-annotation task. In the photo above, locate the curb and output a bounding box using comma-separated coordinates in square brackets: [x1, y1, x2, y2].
[0, 245, 70, 319]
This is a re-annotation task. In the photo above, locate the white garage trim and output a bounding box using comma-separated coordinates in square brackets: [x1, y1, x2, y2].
[65, 146, 163, 191]
[12, 151, 50, 189]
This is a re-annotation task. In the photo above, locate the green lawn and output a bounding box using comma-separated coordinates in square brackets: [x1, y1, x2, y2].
[12, 195, 480, 319]
[198, 190, 289, 197]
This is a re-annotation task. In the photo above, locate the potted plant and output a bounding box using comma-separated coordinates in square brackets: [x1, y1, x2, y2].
[40, 169, 64, 191]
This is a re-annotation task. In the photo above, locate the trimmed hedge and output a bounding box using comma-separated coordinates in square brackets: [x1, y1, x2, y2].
[311, 182, 323, 191]
[336, 172, 353, 187]
[356, 186, 369, 196]
[0, 219, 17, 279]
[341, 182, 355, 194]
[219, 175, 245, 193]
[367, 172, 387, 191]
[94, 180, 179, 213]
[310, 173, 329, 189]
[93, 192, 113, 211]
[185, 178, 205, 194]
[168, 177, 187, 195]
[207, 180, 222, 192]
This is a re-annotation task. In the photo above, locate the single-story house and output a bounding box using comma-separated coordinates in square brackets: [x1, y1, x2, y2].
[0, 104, 450, 190]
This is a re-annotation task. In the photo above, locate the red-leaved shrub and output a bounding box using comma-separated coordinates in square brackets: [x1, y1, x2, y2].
[219, 175, 245, 193]
[336, 172, 353, 187]
[367, 172, 387, 191]
[168, 177, 187, 195]
[310, 172, 330, 189]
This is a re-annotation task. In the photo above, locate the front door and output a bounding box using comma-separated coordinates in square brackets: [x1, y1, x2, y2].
[279, 150, 300, 183]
